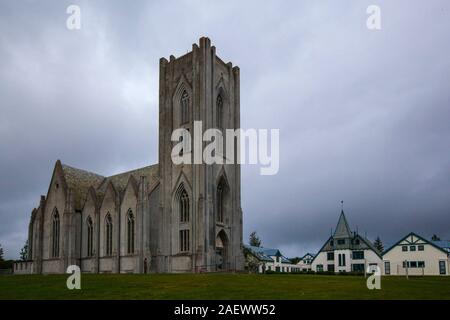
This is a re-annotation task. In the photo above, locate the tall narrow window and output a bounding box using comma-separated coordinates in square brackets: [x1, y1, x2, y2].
[384, 261, 390, 275]
[105, 213, 113, 256]
[51, 209, 60, 258]
[180, 189, 189, 223]
[216, 94, 223, 129]
[217, 182, 224, 223]
[181, 90, 189, 124]
[87, 216, 93, 257]
[127, 210, 135, 254]
[180, 229, 190, 252]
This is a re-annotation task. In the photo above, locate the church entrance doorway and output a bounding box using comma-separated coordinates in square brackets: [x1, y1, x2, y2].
[215, 230, 229, 271]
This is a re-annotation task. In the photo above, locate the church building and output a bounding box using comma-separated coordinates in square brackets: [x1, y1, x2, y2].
[17, 37, 245, 274]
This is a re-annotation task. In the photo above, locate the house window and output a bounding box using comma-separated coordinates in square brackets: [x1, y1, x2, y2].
[410, 261, 418, 268]
[352, 264, 365, 272]
[352, 251, 364, 260]
[327, 252, 334, 261]
[180, 229, 190, 252]
[355, 239, 360, 245]
[403, 261, 408, 268]
[317, 264, 323, 272]
[180, 90, 189, 124]
[275, 266, 280, 272]
[402, 246, 408, 252]
[384, 261, 391, 275]
[127, 210, 135, 254]
[338, 254, 346, 267]
[439, 261, 446, 275]
[330, 240, 334, 246]
[105, 213, 113, 256]
[51, 209, 60, 258]
[418, 261, 425, 268]
[327, 264, 335, 272]
[337, 239, 345, 245]
[410, 245, 416, 252]
[86, 216, 94, 257]
[180, 189, 189, 223]
[418, 245, 424, 251]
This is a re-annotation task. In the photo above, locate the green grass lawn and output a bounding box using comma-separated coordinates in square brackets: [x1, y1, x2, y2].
[0, 273, 449, 300]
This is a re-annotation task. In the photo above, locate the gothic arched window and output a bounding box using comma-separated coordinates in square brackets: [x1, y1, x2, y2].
[87, 216, 94, 257]
[127, 210, 135, 254]
[178, 186, 190, 252]
[105, 213, 113, 256]
[217, 183, 224, 223]
[181, 90, 189, 124]
[216, 94, 223, 130]
[51, 209, 60, 258]
[180, 189, 189, 223]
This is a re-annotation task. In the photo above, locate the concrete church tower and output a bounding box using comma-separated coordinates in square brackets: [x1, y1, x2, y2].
[158, 37, 244, 272]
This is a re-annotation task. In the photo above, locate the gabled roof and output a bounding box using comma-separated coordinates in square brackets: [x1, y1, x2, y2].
[57, 161, 159, 210]
[357, 234, 382, 258]
[333, 210, 352, 238]
[96, 164, 159, 201]
[311, 219, 383, 264]
[432, 240, 450, 253]
[300, 253, 315, 260]
[244, 245, 292, 263]
[61, 163, 105, 210]
[382, 232, 449, 256]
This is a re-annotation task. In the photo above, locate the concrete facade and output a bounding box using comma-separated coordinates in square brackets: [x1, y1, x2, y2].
[17, 37, 244, 274]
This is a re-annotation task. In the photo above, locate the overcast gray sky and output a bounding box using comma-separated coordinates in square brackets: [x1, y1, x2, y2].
[1, 0, 449, 259]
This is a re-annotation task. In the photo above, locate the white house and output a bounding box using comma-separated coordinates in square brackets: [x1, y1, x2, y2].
[311, 211, 383, 273]
[382, 233, 449, 276]
[244, 245, 300, 273]
[297, 253, 315, 271]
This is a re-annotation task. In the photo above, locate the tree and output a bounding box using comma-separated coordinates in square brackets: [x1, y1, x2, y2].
[20, 240, 29, 261]
[290, 257, 301, 264]
[249, 231, 261, 247]
[243, 246, 261, 273]
[0, 243, 4, 261]
[431, 234, 441, 241]
[374, 236, 384, 253]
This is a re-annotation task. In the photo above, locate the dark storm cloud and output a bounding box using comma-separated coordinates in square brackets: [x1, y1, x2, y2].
[1, 0, 449, 259]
